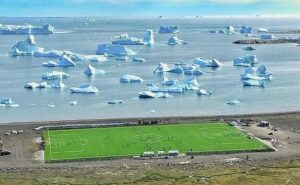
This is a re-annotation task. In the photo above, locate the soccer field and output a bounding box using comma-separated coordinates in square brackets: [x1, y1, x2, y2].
[43, 123, 270, 162]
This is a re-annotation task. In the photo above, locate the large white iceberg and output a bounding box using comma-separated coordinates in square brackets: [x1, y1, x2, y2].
[168, 66, 184, 74]
[42, 71, 71, 80]
[0, 98, 19, 107]
[153, 62, 170, 74]
[159, 26, 179, 34]
[9, 35, 44, 56]
[58, 55, 76, 67]
[34, 49, 63, 58]
[193, 58, 223, 67]
[240, 26, 252, 34]
[111, 30, 154, 46]
[143, 30, 154, 45]
[96, 44, 136, 56]
[240, 65, 272, 80]
[84, 64, 105, 76]
[257, 28, 269, 33]
[120, 75, 143, 83]
[139, 91, 157, 98]
[168, 34, 187, 45]
[234, 55, 258, 67]
[70, 84, 99, 94]
[0, 24, 54, 35]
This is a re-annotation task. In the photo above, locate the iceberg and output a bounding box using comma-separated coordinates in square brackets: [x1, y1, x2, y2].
[139, 91, 157, 98]
[168, 34, 187, 45]
[161, 76, 178, 86]
[34, 49, 63, 58]
[243, 46, 256, 51]
[24, 82, 47, 89]
[168, 66, 184, 74]
[197, 89, 213, 95]
[111, 30, 154, 45]
[153, 62, 170, 74]
[96, 44, 136, 56]
[184, 69, 204, 76]
[243, 80, 265, 87]
[51, 81, 65, 89]
[108, 100, 124, 104]
[9, 35, 44, 56]
[132, 57, 146, 63]
[84, 64, 105, 75]
[234, 55, 258, 67]
[257, 28, 269, 33]
[159, 26, 179, 34]
[143, 30, 154, 45]
[70, 84, 99, 94]
[226, 26, 235, 34]
[0, 24, 54, 35]
[58, 55, 76, 67]
[0, 98, 19, 107]
[260, 34, 276, 40]
[42, 61, 58, 67]
[240, 26, 252, 34]
[116, 56, 129, 61]
[193, 58, 223, 67]
[227, 99, 242, 105]
[240, 65, 272, 80]
[147, 83, 183, 93]
[70, 101, 78, 106]
[120, 75, 143, 83]
[42, 71, 71, 80]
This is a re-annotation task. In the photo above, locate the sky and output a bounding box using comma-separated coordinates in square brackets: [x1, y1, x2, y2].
[0, 0, 299, 17]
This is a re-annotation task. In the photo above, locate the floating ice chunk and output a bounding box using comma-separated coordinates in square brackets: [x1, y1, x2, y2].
[243, 46, 256, 51]
[159, 26, 179, 34]
[9, 35, 44, 56]
[42, 71, 71, 80]
[116, 56, 129, 61]
[96, 44, 136, 56]
[153, 62, 170, 74]
[161, 76, 178, 86]
[24, 82, 47, 89]
[34, 49, 63, 58]
[193, 58, 223, 67]
[147, 83, 184, 93]
[139, 91, 156, 98]
[0, 24, 54, 35]
[108, 100, 124, 104]
[240, 65, 272, 80]
[143, 30, 154, 45]
[112, 36, 143, 45]
[226, 26, 235, 34]
[168, 34, 187, 45]
[132, 57, 146, 63]
[234, 55, 258, 67]
[155, 92, 171, 98]
[70, 101, 78, 106]
[257, 28, 269, 33]
[197, 89, 213, 95]
[227, 99, 242, 105]
[243, 80, 265, 87]
[58, 55, 76, 67]
[84, 64, 96, 75]
[168, 66, 184, 74]
[260, 34, 276, 40]
[120, 75, 143, 83]
[0, 98, 17, 107]
[47, 104, 55, 108]
[51, 81, 65, 89]
[43, 61, 58, 67]
[70, 84, 99, 94]
[184, 69, 204, 76]
[240, 26, 252, 34]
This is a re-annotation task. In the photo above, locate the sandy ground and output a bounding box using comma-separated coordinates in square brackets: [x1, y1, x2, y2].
[0, 112, 299, 185]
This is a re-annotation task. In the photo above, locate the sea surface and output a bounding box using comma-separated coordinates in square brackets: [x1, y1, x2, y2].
[1, 17, 300, 123]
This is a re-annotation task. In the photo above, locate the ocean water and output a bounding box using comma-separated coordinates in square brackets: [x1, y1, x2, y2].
[1, 17, 300, 123]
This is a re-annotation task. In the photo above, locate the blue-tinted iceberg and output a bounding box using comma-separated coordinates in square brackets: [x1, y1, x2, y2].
[0, 24, 54, 35]
[84, 64, 106, 76]
[116, 56, 129, 61]
[159, 26, 179, 34]
[168, 35, 187, 45]
[9, 35, 44, 56]
[51, 81, 65, 89]
[161, 76, 178, 86]
[96, 44, 136, 56]
[112, 30, 154, 45]
[120, 75, 143, 83]
[43, 61, 58, 67]
[153, 62, 170, 74]
[70, 85, 99, 94]
[260, 34, 276, 40]
[240, 65, 272, 80]
[184, 69, 204, 76]
[143, 30, 154, 45]
[168, 66, 184, 73]
[240, 26, 252, 34]
[234, 55, 258, 67]
[58, 55, 76, 67]
[0, 98, 19, 107]
[42, 71, 71, 80]
[34, 49, 63, 58]
[132, 57, 146, 63]
[197, 89, 213, 95]
[193, 58, 223, 67]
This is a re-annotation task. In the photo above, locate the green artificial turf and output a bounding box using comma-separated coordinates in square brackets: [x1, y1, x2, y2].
[43, 123, 270, 162]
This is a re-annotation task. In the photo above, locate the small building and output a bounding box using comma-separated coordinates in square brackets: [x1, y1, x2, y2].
[157, 151, 165, 156]
[258, 121, 269, 127]
[168, 150, 179, 156]
[143, 151, 155, 157]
